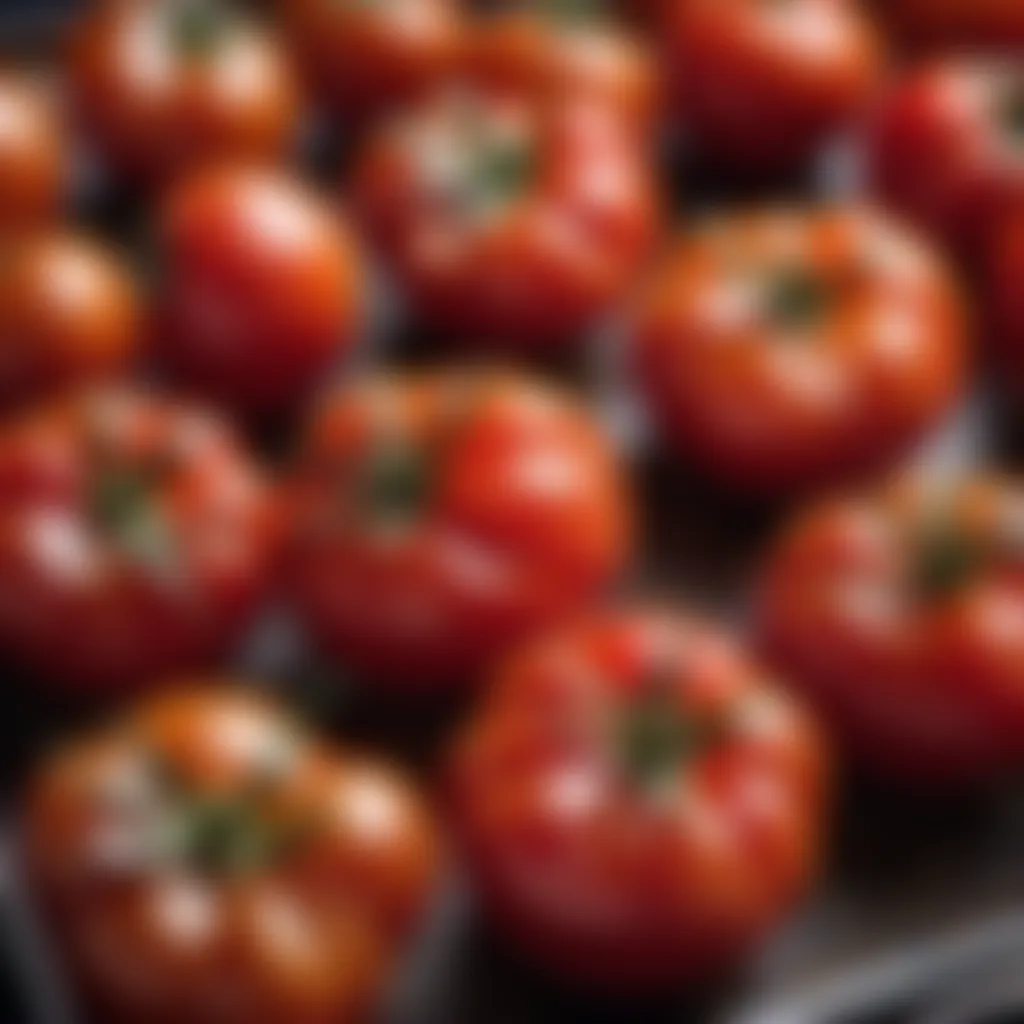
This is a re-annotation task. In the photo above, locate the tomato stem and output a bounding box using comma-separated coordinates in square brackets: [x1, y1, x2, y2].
[763, 267, 829, 331]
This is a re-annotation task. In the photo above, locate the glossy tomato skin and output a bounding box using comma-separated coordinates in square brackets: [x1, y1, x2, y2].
[868, 61, 1024, 258]
[662, 0, 882, 177]
[448, 609, 828, 991]
[758, 476, 1024, 785]
[285, 371, 633, 690]
[68, 0, 299, 187]
[280, 0, 461, 124]
[631, 206, 966, 496]
[353, 91, 659, 350]
[0, 390, 277, 693]
[154, 165, 363, 419]
[988, 207, 1024, 389]
[878, 0, 1024, 53]
[26, 685, 440, 1024]
[0, 71, 64, 236]
[0, 233, 137, 412]
[462, 9, 657, 127]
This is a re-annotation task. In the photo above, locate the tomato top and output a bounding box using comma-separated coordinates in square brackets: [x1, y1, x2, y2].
[758, 476, 1024, 782]
[27, 686, 440, 1023]
[449, 609, 827, 989]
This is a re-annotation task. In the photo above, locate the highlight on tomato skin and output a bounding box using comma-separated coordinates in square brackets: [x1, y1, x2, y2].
[351, 87, 660, 352]
[630, 205, 968, 498]
[0, 69, 65, 237]
[0, 231, 138, 413]
[152, 164, 365, 420]
[24, 683, 442, 1024]
[283, 370, 634, 692]
[0, 389, 280, 695]
[447, 607, 829, 993]
[756, 474, 1024, 786]
[66, 0, 300, 188]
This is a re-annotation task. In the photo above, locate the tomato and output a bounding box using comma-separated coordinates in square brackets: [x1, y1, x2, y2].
[448, 609, 827, 991]
[353, 90, 658, 350]
[757, 475, 1024, 785]
[68, 0, 299, 186]
[154, 165, 364, 419]
[661, 0, 882, 177]
[0, 71, 64, 236]
[0, 232, 137, 412]
[631, 206, 966, 496]
[988, 206, 1024, 390]
[280, 0, 461, 125]
[285, 371, 633, 690]
[877, 0, 1024, 53]
[0, 390, 277, 693]
[462, 6, 657, 126]
[867, 61, 1024, 258]
[26, 685, 440, 1024]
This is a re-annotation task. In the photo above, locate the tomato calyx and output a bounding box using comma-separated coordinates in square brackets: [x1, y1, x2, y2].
[615, 669, 727, 794]
[539, 0, 608, 27]
[999, 81, 1024, 146]
[911, 520, 981, 600]
[168, 0, 232, 61]
[762, 266, 830, 332]
[355, 439, 435, 532]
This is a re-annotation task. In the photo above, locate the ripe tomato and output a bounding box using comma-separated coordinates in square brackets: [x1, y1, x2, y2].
[462, 7, 657, 126]
[988, 206, 1024, 389]
[26, 685, 440, 1024]
[0, 71, 64, 236]
[868, 61, 1024, 258]
[0, 390, 277, 693]
[154, 165, 364, 419]
[448, 609, 828, 991]
[280, 0, 461, 124]
[878, 0, 1024, 53]
[662, 0, 882, 177]
[631, 206, 966, 496]
[353, 90, 658, 350]
[0, 232, 137, 412]
[285, 371, 633, 690]
[758, 476, 1024, 785]
[68, 0, 299, 186]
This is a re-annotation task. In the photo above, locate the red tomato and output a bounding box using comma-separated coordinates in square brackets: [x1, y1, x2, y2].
[988, 206, 1024, 389]
[68, 0, 299, 186]
[0, 390, 277, 693]
[462, 7, 657, 126]
[353, 90, 658, 350]
[878, 0, 1024, 53]
[868, 61, 1024, 258]
[662, 0, 882, 177]
[26, 685, 440, 1024]
[0, 71, 64, 236]
[280, 0, 461, 124]
[631, 206, 966, 496]
[154, 165, 364, 419]
[448, 609, 828, 990]
[758, 476, 1024, 785]
[0, 232, 137, 412]
[285, 371, 633, 690]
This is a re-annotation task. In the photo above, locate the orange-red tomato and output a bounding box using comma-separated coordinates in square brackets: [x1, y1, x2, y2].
[0, 232, 137, 412]
[877, 0, 1024, 53]
[353, 90, 658, 350]
[988, 206, 1024, 389]
[631, 206, 966, 496]
[26, 685, 440, 1024]
[154, 165, 364, 419]
[462, 7, 657, 126]
[0, 71, 64, 236]
[0, 390, 277, 693]
[448, 609, 828, 991]
[280, 0, 461, 124]
[868, 61, 1024, 258]
[68, 0, 299, 186]
[661, 0, 882, 177]
[758, 476, 1024, 785]
[285, 371, 633, 690]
